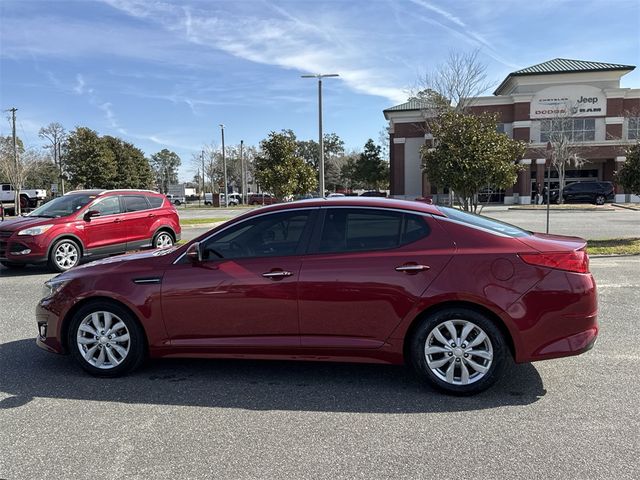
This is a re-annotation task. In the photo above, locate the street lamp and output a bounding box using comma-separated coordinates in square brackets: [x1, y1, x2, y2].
[546, 141, 553, 234]
[301, 73, 339, 197]
[219, 124, 228, 207]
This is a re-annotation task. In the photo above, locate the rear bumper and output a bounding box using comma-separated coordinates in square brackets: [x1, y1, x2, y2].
[507, 270, 599, 363]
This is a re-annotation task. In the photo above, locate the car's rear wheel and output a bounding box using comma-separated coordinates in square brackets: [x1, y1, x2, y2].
[409, 308, 506, 395]
[595, 194, 605, 205]
[153, 230, 174, 249]
[48, 239, 80, 272]
[68, 301, 146, 377]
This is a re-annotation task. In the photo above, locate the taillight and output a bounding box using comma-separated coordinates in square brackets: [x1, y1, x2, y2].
[519, 250, 589, 273]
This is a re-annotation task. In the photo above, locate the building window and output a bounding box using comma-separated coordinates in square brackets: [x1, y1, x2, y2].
[629, 117, 640, 140]
[540, 118, 595, 142]
[496, 123, 505, 134]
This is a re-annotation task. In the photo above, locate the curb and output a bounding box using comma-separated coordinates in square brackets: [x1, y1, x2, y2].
[508, 207, 615, 212]
[180, 221, 226, 229]
[612, 203, 640, 211]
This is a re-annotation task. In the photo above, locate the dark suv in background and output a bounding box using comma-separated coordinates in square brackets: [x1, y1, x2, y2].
[548, 181, 614, 205]
[0, 189, 181, 272]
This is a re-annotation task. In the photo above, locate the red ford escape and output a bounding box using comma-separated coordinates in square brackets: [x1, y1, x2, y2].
[1, 189, 180, 272]
[35, 198, 597, 395]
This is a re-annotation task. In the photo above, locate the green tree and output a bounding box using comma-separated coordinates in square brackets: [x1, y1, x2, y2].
[254, 130, 317, 199]
[26, 158, 59, 190]
[351, 139, 389, 190]
[617, 141, 640, 196]
[421, 111, 526, 212]
[63, 127, 117, 189]
[149, 149, 181, 193]
[102, 136, 154, 189]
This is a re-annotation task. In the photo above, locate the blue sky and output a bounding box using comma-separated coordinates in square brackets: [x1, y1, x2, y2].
[1, 0, 639, 181]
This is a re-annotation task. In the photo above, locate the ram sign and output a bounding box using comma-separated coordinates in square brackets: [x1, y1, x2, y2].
[530, 85, 606, 119]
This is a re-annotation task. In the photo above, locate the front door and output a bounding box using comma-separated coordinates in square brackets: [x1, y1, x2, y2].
[81, 195, 127, 255]
[161, 208, 316, 348]
[298, 208, 454, 348]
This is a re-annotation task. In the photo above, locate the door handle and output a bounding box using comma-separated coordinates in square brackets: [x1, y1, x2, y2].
[147, 213, 155, 218]
[262, 270, 293, 279]
[113, 218, 122, 223]
[395, 264, 430, 273]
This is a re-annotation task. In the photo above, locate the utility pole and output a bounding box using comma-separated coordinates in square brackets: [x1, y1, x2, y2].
[240, 140, 245, 205]
[301, 73, 339, 197]
[9, 108, 20, 215]
[201, 149, 205, 203]
[58, 142, 65, 195]
[219, 124, 228, 207]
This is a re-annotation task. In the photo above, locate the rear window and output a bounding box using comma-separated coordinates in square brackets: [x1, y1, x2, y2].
[438, 206, 530, 238]
[122, 195, 150, 212]
[147, 196, 164, 208]
[318, 208, 430, 253]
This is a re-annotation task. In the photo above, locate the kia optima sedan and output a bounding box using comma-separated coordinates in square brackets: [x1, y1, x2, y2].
[35, 198, 598, 395]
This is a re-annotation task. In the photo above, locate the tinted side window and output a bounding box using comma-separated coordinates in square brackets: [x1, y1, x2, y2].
[318, 209, 429, 253]
[147, 196, 164, 208]
[91, 196, 122, 216]
[201, 210, 311, 260]
[122, 195, 150, 212]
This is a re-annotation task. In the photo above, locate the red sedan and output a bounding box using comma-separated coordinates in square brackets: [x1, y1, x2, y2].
[35, 198, 598, 395]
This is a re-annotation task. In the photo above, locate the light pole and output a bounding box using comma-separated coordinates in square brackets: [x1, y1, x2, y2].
[219, 124, 228, 207]
[240, 140, 245, 205]
[301, 73, 339, 197]
[546, 141, 553, 234]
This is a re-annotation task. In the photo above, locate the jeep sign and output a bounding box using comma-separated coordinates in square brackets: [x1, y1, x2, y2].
[530, 85, 606, 119]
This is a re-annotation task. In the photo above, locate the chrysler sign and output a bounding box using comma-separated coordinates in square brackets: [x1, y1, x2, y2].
[530, 85, 606, 118]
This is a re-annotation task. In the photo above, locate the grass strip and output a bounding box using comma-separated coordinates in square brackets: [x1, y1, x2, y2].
[587, 238, 640, 255]
[180, 218, 228, 226]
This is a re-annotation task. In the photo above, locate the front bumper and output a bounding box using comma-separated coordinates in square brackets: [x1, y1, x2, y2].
[1, 234, 49, 264]
[35, 298, 66, 354]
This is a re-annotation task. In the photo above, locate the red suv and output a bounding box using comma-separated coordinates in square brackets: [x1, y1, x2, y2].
[0, 189, 180, 272]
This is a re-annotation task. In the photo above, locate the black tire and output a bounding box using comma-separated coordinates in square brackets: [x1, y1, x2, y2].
[67, 300, 146, 377]
[152, 230, 174, 249]
[409, 308, 507, 395]
[48, 238, 81, 272]
[0, 261, 26, 269]
[19, 195, 29, 209]
[595, 195, 605, 205]
[174, 200, 181, 206]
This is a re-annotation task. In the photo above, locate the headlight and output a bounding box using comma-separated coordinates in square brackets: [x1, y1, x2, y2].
[42, 278, 69, 299]
[18, 224, 53, 236]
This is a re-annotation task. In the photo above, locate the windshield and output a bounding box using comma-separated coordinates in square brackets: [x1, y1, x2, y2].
[438, 206, 530, 238]
[28, 194, 96, 218]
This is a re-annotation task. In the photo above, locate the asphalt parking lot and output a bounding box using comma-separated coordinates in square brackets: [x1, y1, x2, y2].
[1, 256, 639, 479]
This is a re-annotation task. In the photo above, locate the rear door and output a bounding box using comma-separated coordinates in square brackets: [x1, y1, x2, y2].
[121, 195, 154, 250]
[297, 207, 454, 348]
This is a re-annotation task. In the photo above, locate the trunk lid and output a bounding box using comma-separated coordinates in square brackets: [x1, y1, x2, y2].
[518, 232, 587, 253]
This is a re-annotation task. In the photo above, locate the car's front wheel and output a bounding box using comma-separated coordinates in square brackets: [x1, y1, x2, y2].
[409, 308, 506, 395]
[595, 194, 605, 205]
[48, 239, 80, 272]
[68, 301, 146, 377]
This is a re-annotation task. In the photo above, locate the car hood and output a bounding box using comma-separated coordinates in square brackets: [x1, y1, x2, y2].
[517, 232, 587, 252]
[0, 216, 56, 232]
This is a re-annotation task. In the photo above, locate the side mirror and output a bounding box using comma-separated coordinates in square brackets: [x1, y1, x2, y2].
[185, 242, 202, 263]
[83, 210, 101, 222]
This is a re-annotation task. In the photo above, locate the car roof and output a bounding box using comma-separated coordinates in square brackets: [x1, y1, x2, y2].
[64, 189, 161, 196]
[252, 197, 445, 216]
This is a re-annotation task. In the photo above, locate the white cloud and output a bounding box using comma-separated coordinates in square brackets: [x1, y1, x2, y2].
[101, 0, 408, 104]
[73, 74, 86, 95]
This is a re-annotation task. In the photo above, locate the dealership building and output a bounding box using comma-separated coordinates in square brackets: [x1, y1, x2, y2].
[383, 58, 640, 203]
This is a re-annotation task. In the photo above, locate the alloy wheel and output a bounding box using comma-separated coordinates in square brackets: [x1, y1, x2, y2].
[54, 242, 79, 270]
[155, 232, 173, 249]
[424, 319, 493, 386]
[76, 311, 130, 369]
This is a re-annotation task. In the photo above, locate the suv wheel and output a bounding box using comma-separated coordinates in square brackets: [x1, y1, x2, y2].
[595, 194, 605, 205]
[153, 231, 174, 249]
[68, 301, 146, 377]
[48, 239, 80, 272]
[409, 308, 506, 395]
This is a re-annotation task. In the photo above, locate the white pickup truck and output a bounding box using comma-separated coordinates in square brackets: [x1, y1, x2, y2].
[0, 183, 47, 209]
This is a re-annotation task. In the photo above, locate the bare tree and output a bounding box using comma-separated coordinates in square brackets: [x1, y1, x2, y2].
[0, 141, 43, 215]
[535, 104, 588, 204]
[414, 50, 493, 116]
[38, 122, 66, 195]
